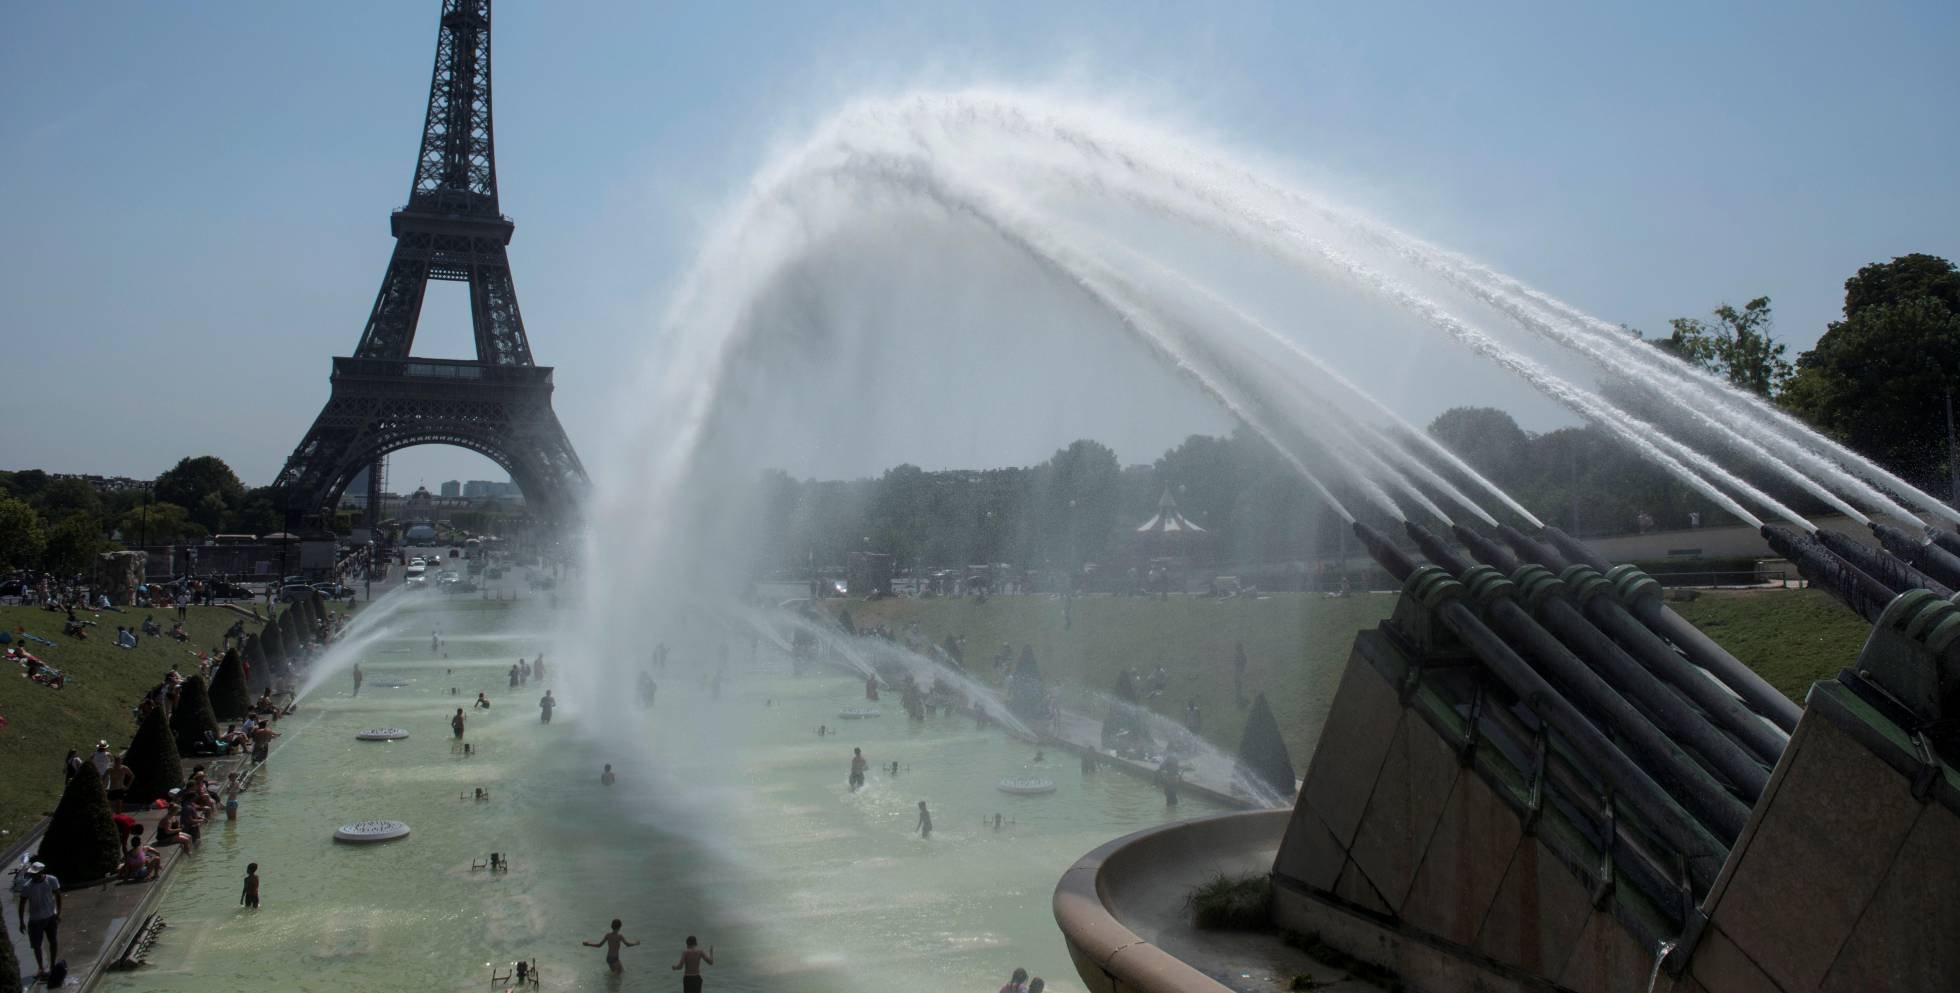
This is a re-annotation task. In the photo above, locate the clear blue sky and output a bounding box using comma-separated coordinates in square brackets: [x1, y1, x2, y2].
[3, 1, 1956, 489]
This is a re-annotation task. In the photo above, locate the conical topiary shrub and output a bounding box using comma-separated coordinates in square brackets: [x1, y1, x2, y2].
[39, 761, 122, 882]
[242, 632, 271, 694]
[279, 606, 302, 657]
[210, 647, 252, 720]
[125, 705, 185, 805]
[171, 674, 221, 754]
[1234, 692, 1297, 801]
[261, 618, 290, 682]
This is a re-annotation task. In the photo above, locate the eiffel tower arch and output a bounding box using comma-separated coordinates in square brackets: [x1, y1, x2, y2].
[273, 0, 586, 527]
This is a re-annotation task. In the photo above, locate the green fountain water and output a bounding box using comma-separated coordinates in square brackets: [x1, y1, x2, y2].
[100, 599, 1243, 992]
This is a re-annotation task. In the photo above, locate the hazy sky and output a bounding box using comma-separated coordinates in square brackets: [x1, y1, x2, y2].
[3, 1, 1956, 491]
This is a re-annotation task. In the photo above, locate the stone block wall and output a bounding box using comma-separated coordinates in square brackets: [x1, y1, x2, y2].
[1686, 681, 1960, 992]
[1270, 633, 1688, 993]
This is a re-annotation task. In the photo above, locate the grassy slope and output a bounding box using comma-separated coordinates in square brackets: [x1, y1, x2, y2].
[840, 593, 1398, 771]
[838, 586, 1871, 772]
[0, 603, 270, 839]
[1666, 587, 1869, 702]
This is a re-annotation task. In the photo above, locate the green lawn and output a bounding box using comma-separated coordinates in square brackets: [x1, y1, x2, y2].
[836, 585, 1872, 773]
[838, 593, 1398, 771]
[0, 602, 280, 839]
[1666, 587, 1870, 702]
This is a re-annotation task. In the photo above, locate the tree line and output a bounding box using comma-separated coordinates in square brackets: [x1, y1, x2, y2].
[1650, 253, 1960, 495]
[0, 456, 275, 575]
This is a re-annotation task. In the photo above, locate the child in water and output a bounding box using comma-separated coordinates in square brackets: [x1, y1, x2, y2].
[917, 800, 932, 838]
[240, 862, 261, 908]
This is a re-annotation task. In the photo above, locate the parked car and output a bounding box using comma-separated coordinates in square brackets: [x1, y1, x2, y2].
[278, 584, 315, 603]
[312, 582, 355, 600]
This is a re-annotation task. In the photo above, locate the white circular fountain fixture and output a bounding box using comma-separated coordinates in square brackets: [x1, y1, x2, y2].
[997, 776, 1057, 795]
[334, 819, 411, 843]
[838, 707, 882, 720]
[355, 727, 411, 741]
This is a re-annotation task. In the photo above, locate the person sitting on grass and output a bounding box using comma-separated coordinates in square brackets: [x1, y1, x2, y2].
[115, 626, 138, 649]
[141, 615, 162, 637]
[170, 622, 188, 641]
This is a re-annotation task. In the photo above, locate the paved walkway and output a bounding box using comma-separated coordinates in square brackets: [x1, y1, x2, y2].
[4, 748, 264, 990]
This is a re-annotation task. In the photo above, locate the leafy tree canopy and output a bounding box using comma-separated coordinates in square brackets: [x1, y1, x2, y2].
[1784, 273, 1960, 491]
[1660, 296, 1791, 398]
[0, 497, 47, 569]
[154, 455, 245, 513]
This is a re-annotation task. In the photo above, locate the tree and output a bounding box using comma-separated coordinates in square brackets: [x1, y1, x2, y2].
[153, 456, 245, 514]
[125, 706, 185, 805]
[117, 500, 206, 544]
[1661, 297, 1792, 397]
[210, 648, 252, 719]
[38, 761, 122, 882]
[1842, 252, 1960, 317]
[36, 476, 103, 520]
[1234, 692, 1297, 801]
[227, 487, 283, 537]
[0, 497, 46, 568]
[41, 514, 107, 576]
[1784, 294, 1960, 491]
[171, 675, 222, 754]
[1426, 407, 1532, 485]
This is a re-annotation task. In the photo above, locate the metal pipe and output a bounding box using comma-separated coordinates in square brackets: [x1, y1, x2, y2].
[1760, 525, 1895, 623]
[1452, 524, 1525, 573]
[1498, 523, 1567, 570]
[1817, 528, 1953, 598]
[1409, 524, 1766, 813]
[1541, 525, 1800, 734]
[1452, 526, 1787, 770]
[1870, 523, 1960, 592]
[1351, 523, 1730, 885]
[1928, 528, 1960, 560]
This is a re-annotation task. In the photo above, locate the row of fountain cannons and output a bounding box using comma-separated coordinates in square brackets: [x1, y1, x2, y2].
[1244, 518, 1959, 993]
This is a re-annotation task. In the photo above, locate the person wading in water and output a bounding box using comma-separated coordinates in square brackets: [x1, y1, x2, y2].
[583, 918, 639, 975]
[672, 935, 715, 992]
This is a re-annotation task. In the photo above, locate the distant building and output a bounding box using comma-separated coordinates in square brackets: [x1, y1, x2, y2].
[440, 480, 461, 498]
[46, 473, 152, 494]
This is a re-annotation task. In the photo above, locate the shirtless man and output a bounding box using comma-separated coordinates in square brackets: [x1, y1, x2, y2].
[848, 748, 867, 792]
[583, 918, 639, 974]
[672, 935, 714, 992]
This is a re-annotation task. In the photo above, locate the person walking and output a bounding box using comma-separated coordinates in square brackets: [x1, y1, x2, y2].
[848, 748, 867, 792]
[916, 800, 933, 839]
[671, 935, 714, 992]
[351, 663, 363, 697]
[15, 860, 61, 981]
[538, 690, 555, 724]
[451, 708, 466, 739]
[583, 918, 639, 975]
[240, 863, 261, 908]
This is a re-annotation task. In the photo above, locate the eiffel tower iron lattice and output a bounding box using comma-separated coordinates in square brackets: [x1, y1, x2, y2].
[273, 0, 586, 527]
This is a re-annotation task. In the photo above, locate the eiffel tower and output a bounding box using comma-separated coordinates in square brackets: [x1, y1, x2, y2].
[273, 0, 585, 527]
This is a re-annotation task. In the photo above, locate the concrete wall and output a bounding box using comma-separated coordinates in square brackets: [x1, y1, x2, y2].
[1685, 682, 1960, 992]
[1268, 639, 1685, 993]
